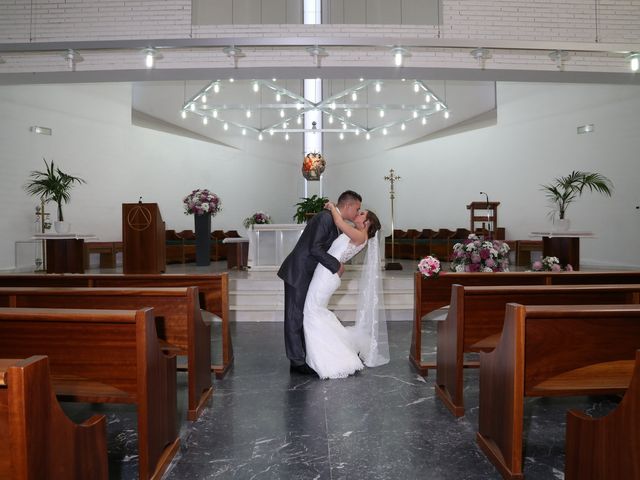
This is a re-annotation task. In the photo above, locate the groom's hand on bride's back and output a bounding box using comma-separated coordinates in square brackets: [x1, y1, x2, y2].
[337, 264, 345, 277]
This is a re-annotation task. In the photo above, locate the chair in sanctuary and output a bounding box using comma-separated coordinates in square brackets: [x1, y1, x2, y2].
[177, 230, 196, 263]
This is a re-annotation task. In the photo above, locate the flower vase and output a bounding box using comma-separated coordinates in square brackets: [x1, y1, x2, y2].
[194, 214, 212, 266]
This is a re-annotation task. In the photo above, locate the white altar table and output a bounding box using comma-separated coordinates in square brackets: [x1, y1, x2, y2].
[247, 224, 305, 271]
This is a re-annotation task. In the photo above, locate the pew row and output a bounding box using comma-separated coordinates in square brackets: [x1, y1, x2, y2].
[0, 355, 108, 480]
[0, 307, 179, 480]
[0, 286, 212, 421]
[411, 270, 640, 375]
[436, 284, 640, 417]
[0, 273, 232, 378]
[564, 349, 640, 480]
[476, 304, 640, 480]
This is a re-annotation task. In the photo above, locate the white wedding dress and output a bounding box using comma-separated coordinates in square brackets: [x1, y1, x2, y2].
[304, 233, 390, 379]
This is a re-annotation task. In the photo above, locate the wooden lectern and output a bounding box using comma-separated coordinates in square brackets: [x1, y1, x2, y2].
[122, 203, 166, 274]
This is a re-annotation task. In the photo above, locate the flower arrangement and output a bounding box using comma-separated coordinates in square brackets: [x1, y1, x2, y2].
[531, 256, 573, 272]
[302, 152, 326, 181]
[418, 256, 441, 278]
[450, 234, 510, 272]
[243, 211, 272, 229]
[183, 189, 221, 216]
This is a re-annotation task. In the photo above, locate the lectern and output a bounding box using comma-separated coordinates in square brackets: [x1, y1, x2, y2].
[122, 203, 166, 274]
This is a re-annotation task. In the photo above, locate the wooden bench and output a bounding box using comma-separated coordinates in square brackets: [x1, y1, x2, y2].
[476, 304, 640, 480]
[0, 286, 212, 421]
[564, 349, 640, 480]
[436, 284, 640, 417]
[411, 271, 640, 375]
[0, 273, 232, 378]
[0, 307, 179, 480]
[0, 355, 108, 480]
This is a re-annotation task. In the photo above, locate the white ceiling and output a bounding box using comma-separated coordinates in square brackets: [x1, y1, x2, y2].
[132, 78, 497, 165]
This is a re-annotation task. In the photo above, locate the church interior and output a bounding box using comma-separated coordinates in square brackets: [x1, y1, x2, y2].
[0, 0, 639, 479]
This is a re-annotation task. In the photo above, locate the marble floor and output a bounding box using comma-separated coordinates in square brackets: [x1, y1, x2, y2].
[62, 317, 620, 480]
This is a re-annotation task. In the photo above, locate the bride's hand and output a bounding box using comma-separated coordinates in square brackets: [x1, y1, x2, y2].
[324, 201, 336, 211]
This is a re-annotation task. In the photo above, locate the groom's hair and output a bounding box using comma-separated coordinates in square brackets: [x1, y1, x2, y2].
[337, 190, 362, 206]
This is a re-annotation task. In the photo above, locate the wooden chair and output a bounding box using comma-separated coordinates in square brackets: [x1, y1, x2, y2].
[0, 307, 179, 480]
[165, 230, 185, 264]
[0, 273, 233, 378]
[398, 229, 420, 260]
[177, 230, 196, 263]
[211, 230, 227, 261]
[410, 271, 640, 376]
[0, 286, 212, 421]
[476, 304, 640, 480]
[385, 229, 406, 259]
[564, 349, 640, 480]
[0, 355, 108, 480]
[435, 283, 640, 417]
[430, 228, 455, 259]
[414, 229, 435, 259]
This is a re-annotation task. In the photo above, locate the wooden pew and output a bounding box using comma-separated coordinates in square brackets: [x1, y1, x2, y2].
[0, 273, 232, 378]
[0, 307, 179, 480]
[0, 286, 212, 421]
[411, 270, 640, 375]
[436, 284, 640, 417]
[0, 355, 108, 480]
[476, 304, 640, 480]
[564, 349, 640, 480]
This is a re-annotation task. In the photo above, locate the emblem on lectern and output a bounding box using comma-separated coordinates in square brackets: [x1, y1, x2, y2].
[126, 205, 152, 231]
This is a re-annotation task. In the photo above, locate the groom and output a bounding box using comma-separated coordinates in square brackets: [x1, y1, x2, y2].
[278, 190, 362, 374]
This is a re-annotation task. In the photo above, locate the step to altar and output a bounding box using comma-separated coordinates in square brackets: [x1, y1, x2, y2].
[229, 268, 414, 322]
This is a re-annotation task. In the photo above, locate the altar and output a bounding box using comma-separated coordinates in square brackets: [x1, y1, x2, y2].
[530, 231, 594, 271]
[33, 233, 97, 273]
[247, 224, 305, 271]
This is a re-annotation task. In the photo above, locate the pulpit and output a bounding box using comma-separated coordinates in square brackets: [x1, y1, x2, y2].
[122, 202, 166, 274]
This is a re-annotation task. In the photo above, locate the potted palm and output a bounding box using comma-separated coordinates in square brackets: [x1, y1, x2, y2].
[293, 195, 329, 224]
[540, 170, 613, 231]
[24, 159, 86, 233]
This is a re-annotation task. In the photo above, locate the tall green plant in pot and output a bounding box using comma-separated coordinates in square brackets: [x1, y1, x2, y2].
[293, 195, 329, 224]
[540, 170, 613, 231]
[24, 159, 86, 233]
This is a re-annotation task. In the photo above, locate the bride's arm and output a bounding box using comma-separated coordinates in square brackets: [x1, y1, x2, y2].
[325, 202, 367, 245]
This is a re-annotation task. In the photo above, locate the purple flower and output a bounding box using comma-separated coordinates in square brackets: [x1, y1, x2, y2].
[471, 253, 481, 264]
[532, 261, 543, 271]
[551, 264, 562, 272]
[565, 264, 574, 271]
[485, 258, 495, 268]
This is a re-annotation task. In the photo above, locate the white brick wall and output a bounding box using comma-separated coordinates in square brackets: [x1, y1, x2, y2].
[0, 1, 638, 75]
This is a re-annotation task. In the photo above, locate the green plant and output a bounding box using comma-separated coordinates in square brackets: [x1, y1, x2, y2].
[540, 170, 613, 220]
[292, 195, 329, 224]
[24, 159, 86, 221]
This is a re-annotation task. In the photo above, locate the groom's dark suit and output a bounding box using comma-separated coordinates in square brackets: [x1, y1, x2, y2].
[277, 209, 341, 366]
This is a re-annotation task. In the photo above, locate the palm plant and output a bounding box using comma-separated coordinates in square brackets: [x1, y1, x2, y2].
[540, 170, 613, 220]
[293, 195, 329, 224]
[24, 159, 86, 221]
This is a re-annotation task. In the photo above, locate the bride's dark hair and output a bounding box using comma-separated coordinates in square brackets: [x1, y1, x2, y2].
[365, 211, 381, 239]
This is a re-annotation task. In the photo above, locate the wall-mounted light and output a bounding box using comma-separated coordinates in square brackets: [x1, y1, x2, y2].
[62, 49, 82, 71]
[306, 45, 328, 67]
[549, 50, 569, 71]
[223, 46, 244, 68]
[577, 124, 595, 134]
[212, 82, 220, 93]
[142, 47, 160, 69]
[390, 46, 410, 67]
[30, 126, 52, 135]
[627, 52, 640, 72]
[470, 47, 491, 69]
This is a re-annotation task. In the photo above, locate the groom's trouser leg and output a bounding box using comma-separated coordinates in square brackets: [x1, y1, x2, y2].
[284, 282, 307, 366]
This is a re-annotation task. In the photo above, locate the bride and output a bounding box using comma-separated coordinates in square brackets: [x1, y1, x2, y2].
[303, 202, 390, 379]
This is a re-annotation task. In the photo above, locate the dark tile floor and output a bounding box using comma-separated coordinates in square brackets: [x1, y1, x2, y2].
[62, 320, 620, 480]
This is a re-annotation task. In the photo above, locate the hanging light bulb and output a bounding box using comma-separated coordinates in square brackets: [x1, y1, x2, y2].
[213, 82, 220, 93]
[413, 110, 418, 118]
[342, 122, 347, 130]
[280, 109, 285, 118]
[379, 109, 385, 118]
[229, 78, 234, 83]
[375, 82, 382, 93]
[444, 110, 450, 119]
[212, 110, 218, 118]
[328, 115, 334, 124]
[297, 116, 302, 125]
[351, 91, 357, 101]
[201, 94, 207, 104]
[425, 94, 431, 103]
[202, 116, 208, 125]
[190, 104, 196, 112]
[285, 133, 290, 141]
[391, 47, 409, 67]
[246, 109, 252, 118]
[143, 47, 157, 68]
[354, 129, 360, 136]
[223, 122, 229, 131]
[276, 92, 281, 102]
[269, 129, 274, 136]
[258, 132, 263, 141]
[382, 128, 387, 135]
[330, 102, 336, 110]
[181, 110, 187, 119]
[346, 109, 352, 118]
[242, 128, 246, 136]
[296, 102, 302, 110]
[252, 82, 259, 93]
[401, 123, 406, 131]
[628, 53, 640, 72]
[414, 82, 420, 93]
[422, 116, 427, 125]
[359, 77, 364, 82]
[436, 103, 442, 111]
[283, 122, 288, 129]
[365, 132, 371, 140]
[339, 132, 344, 140]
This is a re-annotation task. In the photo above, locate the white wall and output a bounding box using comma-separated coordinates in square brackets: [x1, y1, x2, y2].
[0, 83, 298, 270]
[324, 82, 640, 269]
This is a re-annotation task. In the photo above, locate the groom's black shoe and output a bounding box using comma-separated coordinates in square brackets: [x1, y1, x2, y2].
[290, 363, 317, 376]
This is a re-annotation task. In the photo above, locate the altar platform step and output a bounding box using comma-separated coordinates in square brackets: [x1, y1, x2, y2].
[229, 269, 414, 322]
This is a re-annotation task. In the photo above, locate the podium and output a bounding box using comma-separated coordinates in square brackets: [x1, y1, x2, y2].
[122, 203, 166, 274]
